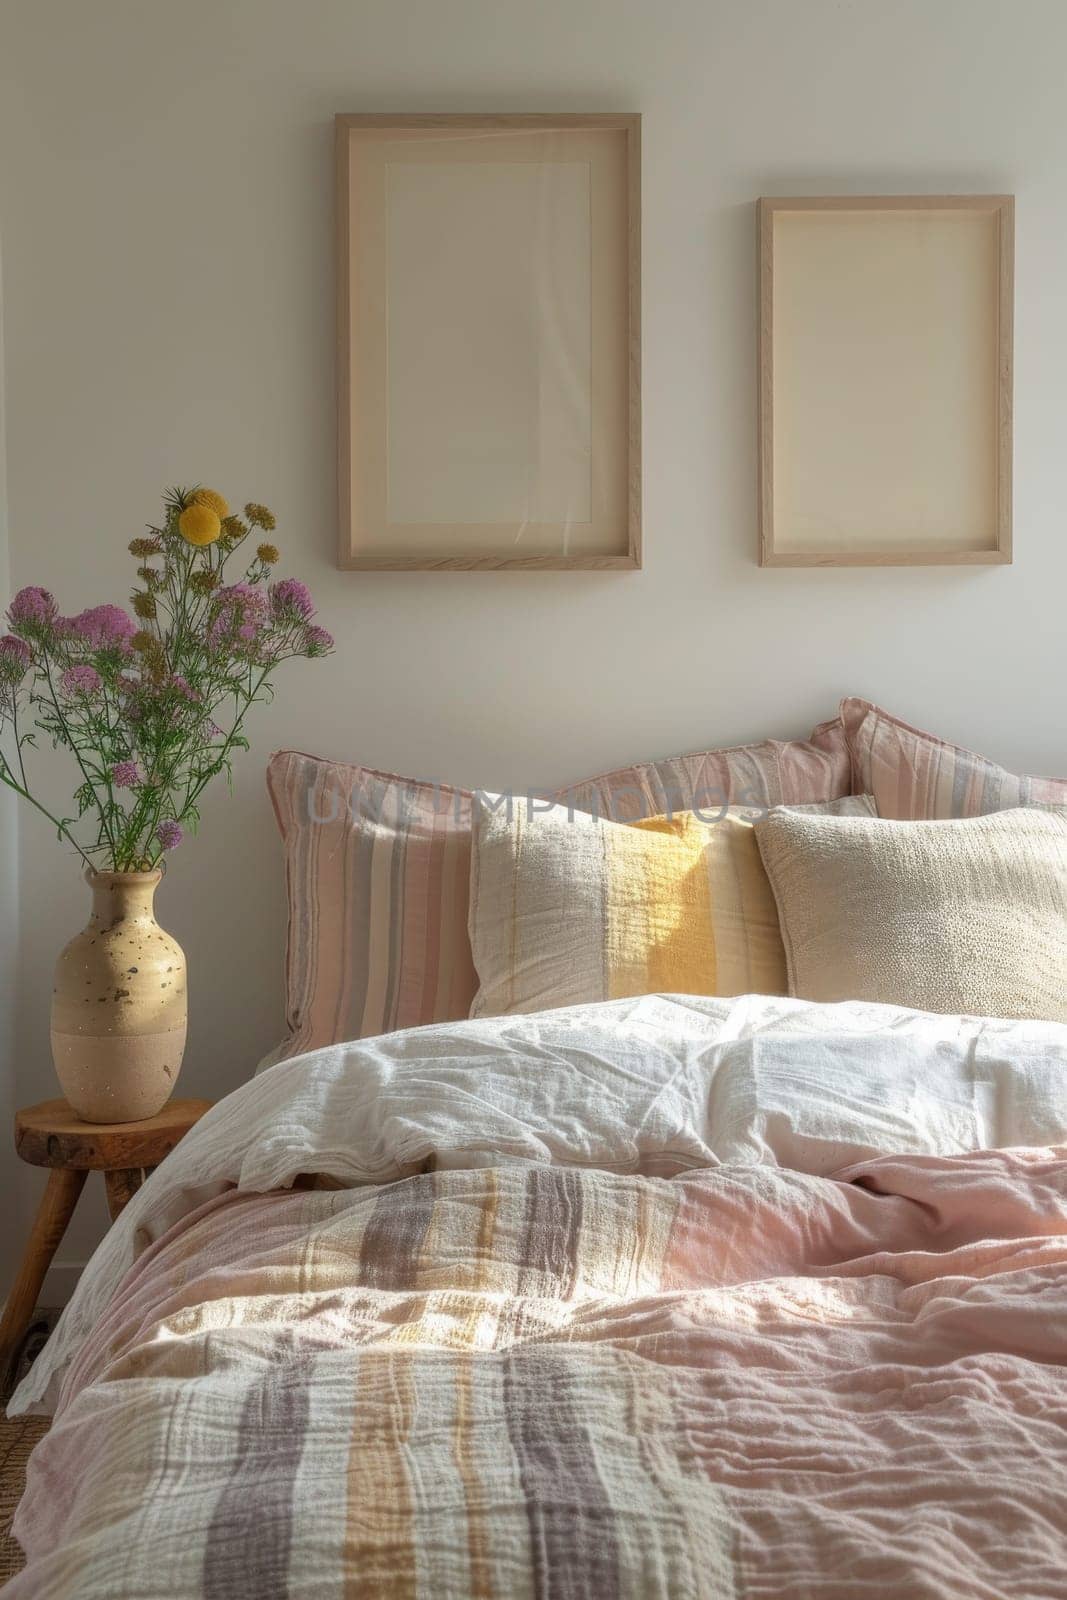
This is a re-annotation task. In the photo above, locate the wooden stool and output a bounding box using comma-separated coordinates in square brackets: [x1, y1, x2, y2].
[0, 1097, 212, 1383]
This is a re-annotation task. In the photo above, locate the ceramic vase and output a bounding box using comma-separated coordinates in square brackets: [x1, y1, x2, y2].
[50, 869, 187, 1123]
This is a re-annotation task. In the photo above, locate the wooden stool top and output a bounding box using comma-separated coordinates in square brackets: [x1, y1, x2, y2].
[14, 1098, 213, 1172]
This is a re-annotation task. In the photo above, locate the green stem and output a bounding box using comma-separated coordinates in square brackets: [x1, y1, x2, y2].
[0, 754, 95, 870]
[114, 766, 160, 869]
[128, 729, 197, 867]
[40, 654, 116, 855]
[10, 698, 30, 793]
[186, 665, 270, 811]
[95, 682, 123, 852]
[143, 664, 273, 868]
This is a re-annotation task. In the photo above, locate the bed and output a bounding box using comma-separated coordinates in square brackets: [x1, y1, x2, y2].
[8, 992, 1067, 1598]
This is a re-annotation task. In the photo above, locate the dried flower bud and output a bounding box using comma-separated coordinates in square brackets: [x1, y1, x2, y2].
[142, 640, 166, 680]
[219, 515, 248, 545]
[189, 570, 221, 595]
[131, 630, 155, 653]
[129, 536, 163, 558]
[132, 590, 157, 620]
[244, 503, 276, 531]
[256, 543, 280, 565]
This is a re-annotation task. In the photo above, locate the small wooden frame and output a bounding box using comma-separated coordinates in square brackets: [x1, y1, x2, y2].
[336, 113, 641, 570]
[758, 195, 1014, 567]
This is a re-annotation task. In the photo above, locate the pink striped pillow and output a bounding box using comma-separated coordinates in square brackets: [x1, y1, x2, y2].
[841, 698, 1067, 819]
[263, 719, 849, 1062]
[562, 718, 848, 821]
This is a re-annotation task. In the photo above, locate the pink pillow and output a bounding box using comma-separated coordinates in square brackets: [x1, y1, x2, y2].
[263, 719, 849, 1061]
[562, 718, 848, 821]
[841, 698, 1067, 819]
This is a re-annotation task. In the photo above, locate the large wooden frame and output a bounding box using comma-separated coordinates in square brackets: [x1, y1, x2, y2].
[336, 113, 641, 571]
[758, 195, 1014, 567]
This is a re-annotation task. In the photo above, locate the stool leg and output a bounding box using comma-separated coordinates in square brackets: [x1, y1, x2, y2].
[104, 1167, 146, 1222]
[0, 1168, 87, 1382]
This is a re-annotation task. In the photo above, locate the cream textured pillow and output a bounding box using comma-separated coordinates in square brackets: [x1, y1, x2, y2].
[469, 796, 873, 1019]
[754, 809, 1067, 1022]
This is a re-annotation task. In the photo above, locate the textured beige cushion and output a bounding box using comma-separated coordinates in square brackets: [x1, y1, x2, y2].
[754, 808, 1067, 1022]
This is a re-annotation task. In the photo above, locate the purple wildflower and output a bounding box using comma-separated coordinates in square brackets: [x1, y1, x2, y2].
[7, 587, 57, 632]
[168, 674, 200, 701]
[207, 583, 268, 655]
[304, 625, 333, 655]
[60, 664, 102, 696]
[111, 760, 141, 789]
[216, 582, 264, 609]
[270, 577, 314, 621]
[156, 819, 183, 851]
[0, 634, 32, 682]
[68, 604, 137, 653]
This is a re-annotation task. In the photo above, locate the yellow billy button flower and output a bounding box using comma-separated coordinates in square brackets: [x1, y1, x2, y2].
[190, 487, 229, 519]
[178, 503, 222, 546]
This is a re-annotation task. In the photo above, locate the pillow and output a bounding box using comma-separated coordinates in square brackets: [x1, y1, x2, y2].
[263, 720, 851, 1061]
[841, 697, 1067, 819]
[562, 716, 849, 821]
[754, 808, 1067, 1022]
[469, 795, 874, 1019]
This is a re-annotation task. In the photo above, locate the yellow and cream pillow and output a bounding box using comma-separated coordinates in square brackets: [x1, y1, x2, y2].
[468, 797, 872, 1018]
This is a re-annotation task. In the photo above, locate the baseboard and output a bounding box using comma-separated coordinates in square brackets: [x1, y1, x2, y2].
[0, 1260, 86, 1324]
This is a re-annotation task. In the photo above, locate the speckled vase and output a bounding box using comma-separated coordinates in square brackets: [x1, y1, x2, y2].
[50, 869, 187, 1123]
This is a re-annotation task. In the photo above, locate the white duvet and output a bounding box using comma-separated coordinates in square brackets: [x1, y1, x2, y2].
[11, 990, 1067, 1416]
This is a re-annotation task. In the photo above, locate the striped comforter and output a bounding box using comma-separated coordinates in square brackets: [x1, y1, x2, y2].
[9, 995, 1067, 1597]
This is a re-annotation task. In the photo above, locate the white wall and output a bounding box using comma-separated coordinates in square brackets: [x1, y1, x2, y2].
[2, 0, 1066, 1282]
[0, 249, 22, 1289]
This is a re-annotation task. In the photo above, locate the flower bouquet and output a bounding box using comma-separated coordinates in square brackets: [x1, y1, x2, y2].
[0, 487, 332, 1120]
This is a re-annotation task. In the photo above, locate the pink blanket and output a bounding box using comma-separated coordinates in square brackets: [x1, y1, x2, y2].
[11, 1146, 1067, 1597]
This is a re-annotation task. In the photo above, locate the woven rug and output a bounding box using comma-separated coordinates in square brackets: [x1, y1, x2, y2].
[0, 1310, 60, 1584]
[0, 1415, 48, 1583]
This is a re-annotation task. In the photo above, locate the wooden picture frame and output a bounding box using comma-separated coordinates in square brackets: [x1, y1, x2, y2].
[758, 195, 1014, 567]
[336, 113, 641, 571]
